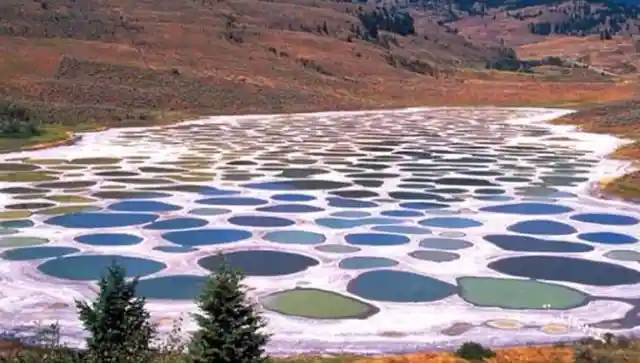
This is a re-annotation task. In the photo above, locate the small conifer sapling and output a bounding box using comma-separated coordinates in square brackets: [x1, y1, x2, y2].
[187, 259, 270, 363]
[76, 261, 156, 363]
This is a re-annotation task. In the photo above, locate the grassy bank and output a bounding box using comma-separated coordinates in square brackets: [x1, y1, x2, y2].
[0, 124, 73, 151]
[551, 99, 640, 201]
[1, 331, 639, 363]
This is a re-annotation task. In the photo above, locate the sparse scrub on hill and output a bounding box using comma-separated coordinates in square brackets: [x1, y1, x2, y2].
[485, 48, 533, 72]
[572, 335, 640, 363]
[357, 6, 416, 40]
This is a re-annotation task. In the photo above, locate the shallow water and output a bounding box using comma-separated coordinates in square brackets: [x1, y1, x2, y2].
[0, 107, 638, 354]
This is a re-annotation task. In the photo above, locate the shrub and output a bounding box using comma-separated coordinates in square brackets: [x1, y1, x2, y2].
[454, 341, 496, 361]
[187, 257, 269, 363]
[0, 102, 42, 137]
[76, 261, 156, 363]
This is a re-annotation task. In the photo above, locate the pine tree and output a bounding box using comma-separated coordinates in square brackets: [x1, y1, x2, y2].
[187, 259, 269, 363]
[76, 261, 156, 363]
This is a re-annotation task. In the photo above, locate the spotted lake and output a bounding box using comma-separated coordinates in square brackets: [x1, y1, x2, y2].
[0, 107, 638, 354]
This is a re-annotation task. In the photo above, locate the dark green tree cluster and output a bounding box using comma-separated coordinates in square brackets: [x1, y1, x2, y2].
[403, 0, 640, 37]
[357, 6, 416, 39]
[0, 102, 41, 137]
[485, 47, 533, 72]
[526, 1, 639, 36]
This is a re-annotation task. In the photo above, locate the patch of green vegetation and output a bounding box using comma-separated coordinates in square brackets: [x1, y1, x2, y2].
[0, 102, 41, 137]
[0, 124, 72, 151]
[454, 342, 496, 361]
[0, 101, 74, 151]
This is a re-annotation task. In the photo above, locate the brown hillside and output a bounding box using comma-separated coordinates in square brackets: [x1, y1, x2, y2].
[517, 35, 640, 74]
[0, 0, 637, 128]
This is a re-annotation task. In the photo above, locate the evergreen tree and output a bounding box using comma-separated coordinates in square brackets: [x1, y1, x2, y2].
[187, 259, 269, 363]
[76, 261, 156, 363]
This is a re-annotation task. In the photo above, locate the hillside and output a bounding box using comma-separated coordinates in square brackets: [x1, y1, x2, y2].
[1, 0, 638, 130]
[516, 34, 640, 75]
[409, 0, 640, 46]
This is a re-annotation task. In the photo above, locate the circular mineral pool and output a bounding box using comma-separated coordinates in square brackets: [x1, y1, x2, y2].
[507, 220, 577, 235]
[0, 236, 49, 247]
[315, 244, 361, 253]
[256, 204, 324, 213]
[347, 269, 457, 302]
[195, 197, 269, 206]
[74, 233, 143, 246]
[419, 238, 473, 250]
[488, 255, 640, 286]
[92, 191, 172, 199]
[162, 229, 252, 246]
[38, 255, 166, 281]
[45, 212, 158, 228]
[188, 208, 231, 216]
[262, 288, 379, 319]
[345, 233, 410, 246]
[2, 246, 80, 261]
[457, 276, 588, 309]
[143, 217, 208, 230]
[380, 210, 424, 217]
[603, 250, 640, 262]
[228, 215, 295, 228]
[399, 202, 450, 210]
[418, 217, 482, 229]
[136, 275, 207, 299]
[271, 194, 316, 202]
[108, 200, 182, 213]
[338, 256, 399, 270]
[153, 246, 198, 253]
[577, 232, 638, 245]
[480, 202, 573, 215]
[244, 180, 352, 191]
[263, 230, 326, 245]
[330, 211, 372, 218]
[483, 234, 593, 253]
[315, 217, 402, 229]
[326, 197, 379, 209]
[570, 213, 639, 226]
[409, 250, 460, 262]
[371, 225, 432, 235]
[0, 220, 34, 229]
[198, 250, 319, 276]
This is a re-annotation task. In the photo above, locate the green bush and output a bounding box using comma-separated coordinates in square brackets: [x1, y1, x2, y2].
[454, 341, 496, 361]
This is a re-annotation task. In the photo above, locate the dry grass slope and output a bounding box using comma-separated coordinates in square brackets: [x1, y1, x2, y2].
[552, 99, 640, 200]
[0, 0, 638, 132]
